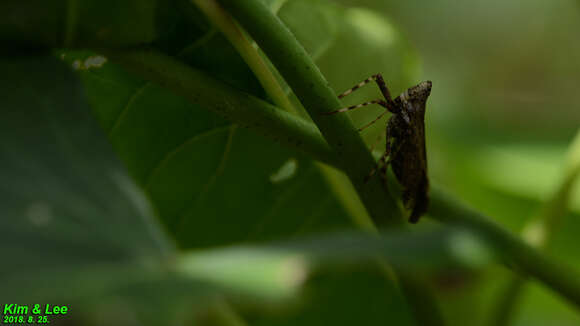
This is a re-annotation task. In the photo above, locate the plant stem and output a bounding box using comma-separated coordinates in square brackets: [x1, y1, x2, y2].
[104, 45, 580, 312]
[191, 0, 296, 114]
[429, 186, 580, 309]
[192, 1, 379, 233]
[194, 1, 447, 322]
[316, 163, 377, 231]
[102, 48, 336, 168]
[218, 0, 405, 228]
[487, 277, 526, 326]
[216, 1, 448, 325]
[488, 129, 580, 326]
[523, 130, 580, 248]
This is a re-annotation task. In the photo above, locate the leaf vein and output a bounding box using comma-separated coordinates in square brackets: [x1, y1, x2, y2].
[173, 124, 238, 235]
[108, 83, 151, 137]
[144, 124, 233, 191]
[245, 163, 315, 240]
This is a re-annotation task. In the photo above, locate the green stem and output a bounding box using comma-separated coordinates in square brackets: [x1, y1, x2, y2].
[191, 0, 296, 114]
[103, 45, 580, 313]
[216, 1, 447, 325]
[489, 129, 580, 326]
[524, 129, 580, 247]
[429, 187, 580, 308]
[218, 0, 404, 228]
[102, 48, 336, 168]
[316, 163, 377, 231]
[192, 1, 377, 232]
[488, 277, 527, 326]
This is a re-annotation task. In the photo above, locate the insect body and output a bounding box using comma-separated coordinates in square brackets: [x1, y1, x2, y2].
[324, 74, 432, 223]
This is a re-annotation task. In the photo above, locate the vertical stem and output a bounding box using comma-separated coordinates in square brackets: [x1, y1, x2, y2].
[218, 0, 404, 228]
[191, 0, 296, 114]
[194, 0, 378, 235]
[217, 1, 445, 325]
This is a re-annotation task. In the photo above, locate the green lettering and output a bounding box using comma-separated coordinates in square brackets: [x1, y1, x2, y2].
[60, 306, 68, 314]
[44, 304, 52, 315]
[3, 304, 14, 314]
[15, 305, 28, 315]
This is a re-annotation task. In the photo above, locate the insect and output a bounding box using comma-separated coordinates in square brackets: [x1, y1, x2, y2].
[324, 74, 432, 223]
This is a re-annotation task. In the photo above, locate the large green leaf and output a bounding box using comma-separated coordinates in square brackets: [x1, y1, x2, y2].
[56, 1, 421, 323]
[0, 49, 490, 320]
[65, 49, 353, 249]
[0, 54, 310, 324]
[65, 0, 418, 249]
[0, 54, 177, 320]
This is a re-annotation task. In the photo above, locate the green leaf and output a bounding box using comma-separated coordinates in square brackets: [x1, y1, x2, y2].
[278, 0, 340, 62]
[24, 0, 421, 322]
[63, 50, 352, 249]
[181, 228, 491, 326]
[54, 2, 421, 320]
[65, 0, 418, 248]
[0, 54, 310, 323]
[0, 54, 172, 311]
[472, 144, 580, 213]
[181, 229, 493, 275]
[250, 267, 415, 326]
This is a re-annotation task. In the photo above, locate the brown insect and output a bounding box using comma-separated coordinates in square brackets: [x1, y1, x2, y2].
[324, 74, 432, 223]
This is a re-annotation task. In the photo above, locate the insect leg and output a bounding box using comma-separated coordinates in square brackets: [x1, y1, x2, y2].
[364, 151, 389, 184]
[377, 137, 407, 188]
[325, 75, 399, 115]
[338, 75, 377, 98]
[378, 123, 396, 186]
[364, 123, 393, 183]
[357, 110, 388, 131]
[338, 74, 394, 105]
[369, 129, 387, 153]
[322, 99, 388, 115]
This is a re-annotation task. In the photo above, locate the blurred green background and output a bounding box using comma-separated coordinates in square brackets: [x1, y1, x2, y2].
[1, 0, 580, 325]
